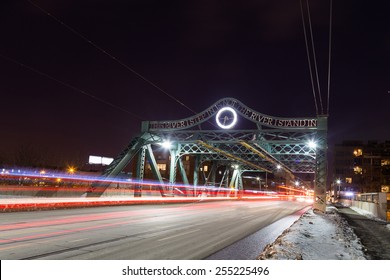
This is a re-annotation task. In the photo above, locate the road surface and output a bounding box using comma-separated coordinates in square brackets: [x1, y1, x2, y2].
[0, 199, 310, 259]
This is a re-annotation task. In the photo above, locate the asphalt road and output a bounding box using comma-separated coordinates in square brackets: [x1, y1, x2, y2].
[0, 199, 310, 259]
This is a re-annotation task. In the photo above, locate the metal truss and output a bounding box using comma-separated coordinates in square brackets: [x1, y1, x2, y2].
[94, 98, 327, 212]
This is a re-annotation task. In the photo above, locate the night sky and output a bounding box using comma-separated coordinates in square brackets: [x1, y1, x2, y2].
[0, 0, 389, 167]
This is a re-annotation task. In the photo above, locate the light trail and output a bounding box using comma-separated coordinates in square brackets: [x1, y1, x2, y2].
[0, 200, 312, 259]
[1, 167, 233, 192]
[1, 167, 313, 212]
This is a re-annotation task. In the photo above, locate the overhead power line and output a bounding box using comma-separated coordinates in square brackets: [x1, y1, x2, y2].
[305, 0, 324, 115]
[326, 0, 333, 115]
[0, 53, 144, 121]
[300, 0, 319, 115]
[27, 0, 198, 116]
[299, 0, 333, 116]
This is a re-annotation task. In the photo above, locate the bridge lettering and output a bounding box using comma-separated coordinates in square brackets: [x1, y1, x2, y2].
[148, 99, 317, 130]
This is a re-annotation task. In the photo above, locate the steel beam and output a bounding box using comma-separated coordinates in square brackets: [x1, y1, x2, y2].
[313, 116, 328, 212]
[145, 144, 166, 197]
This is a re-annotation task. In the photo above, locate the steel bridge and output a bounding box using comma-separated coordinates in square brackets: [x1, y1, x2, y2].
[88, 97, 327, 212]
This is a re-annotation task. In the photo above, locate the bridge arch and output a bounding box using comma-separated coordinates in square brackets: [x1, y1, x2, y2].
[88, 97, 327, 212]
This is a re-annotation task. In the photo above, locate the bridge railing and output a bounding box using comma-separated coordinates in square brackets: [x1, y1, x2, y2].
[351, 192, 390, 221]
[354, 193, 380, 204]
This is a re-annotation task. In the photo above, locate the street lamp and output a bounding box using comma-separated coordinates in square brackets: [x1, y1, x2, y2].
[67, 167, 76, 175]
[336, 179, 341, 200]
[256, 176, 261, 192]
[161, 140, 172, 149]
[307, 139, 318, 149]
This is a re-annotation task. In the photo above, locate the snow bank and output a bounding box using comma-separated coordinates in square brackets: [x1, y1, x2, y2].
[258, 207, 366, 260]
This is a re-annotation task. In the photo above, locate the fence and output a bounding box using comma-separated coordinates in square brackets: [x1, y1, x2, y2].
[352, 192, 390, 221]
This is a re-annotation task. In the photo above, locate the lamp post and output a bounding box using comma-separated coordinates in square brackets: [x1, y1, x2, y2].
[336, 179, 341, 201]
[256, 176, 261, 192]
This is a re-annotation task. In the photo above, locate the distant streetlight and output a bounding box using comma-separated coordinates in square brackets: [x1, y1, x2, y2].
[67, 167, 76, 174]
[256, 176, 261, 192]
[56, 178, 62, 187]
[336, 179, 341, 200]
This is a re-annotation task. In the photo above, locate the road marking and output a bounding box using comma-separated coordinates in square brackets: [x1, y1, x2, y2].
[158, 228, 201, 242]
[69, 238, 87, 243]
[240, 214, 255, 220]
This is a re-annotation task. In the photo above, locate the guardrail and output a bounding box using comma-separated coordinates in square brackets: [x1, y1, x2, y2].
[352, 192, 390, 221]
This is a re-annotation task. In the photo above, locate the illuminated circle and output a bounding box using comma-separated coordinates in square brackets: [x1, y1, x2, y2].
[216, 107, 237, 129]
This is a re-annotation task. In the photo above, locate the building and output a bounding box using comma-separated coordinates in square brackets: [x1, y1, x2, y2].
[333, 140, 390, 194]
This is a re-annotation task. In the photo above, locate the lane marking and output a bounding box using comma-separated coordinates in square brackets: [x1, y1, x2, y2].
[158, 228, 201, 242]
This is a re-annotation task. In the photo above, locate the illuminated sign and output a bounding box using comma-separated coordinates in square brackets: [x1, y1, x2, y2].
[216, 107, 237, 129]
[147, 98, 317, 131]
[89, 155, 114, 165]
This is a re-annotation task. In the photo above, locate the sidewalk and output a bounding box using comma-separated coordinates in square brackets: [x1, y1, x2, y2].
[258, 204, 390, 260]
[336, 206, 390, 259]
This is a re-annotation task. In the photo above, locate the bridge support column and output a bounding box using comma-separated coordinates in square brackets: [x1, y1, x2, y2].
[178, 155, 190, 186]
[193, 155, 200, 196]
[229, 168, 243, 197]
[168, 146, 178, 196]
[146, 144, 165, 197]
[313, 116, 328, 212]
[135, 146, 146, 197]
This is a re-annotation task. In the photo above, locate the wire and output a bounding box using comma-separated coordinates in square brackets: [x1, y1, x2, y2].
[299, 0, 319, 115]
[0, 53, 144, 121]
[27, 0, 198, 116]
[306, 0, 324, 115]
[326, 0, 333, 115]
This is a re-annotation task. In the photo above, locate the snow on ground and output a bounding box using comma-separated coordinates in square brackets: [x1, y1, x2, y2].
[349, 206, 390, 233]
[258, 206, 366, 260]
[350, 206, 387, 222]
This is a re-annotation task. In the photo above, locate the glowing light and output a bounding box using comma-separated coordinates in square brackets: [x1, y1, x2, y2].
[88, 155, 114, 165]
[353, 149, 363, 157]
[67, 167, 76, 174]
[276, 164, 282, 170]
[161, 140, 172, 149]
[307, 139, 317, 149]
[101, 157, 113, 165]
[216, 107, 237, 129]
[89, 155, 101, 164]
